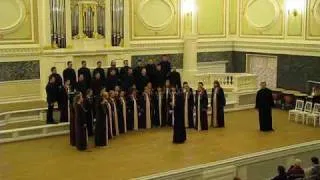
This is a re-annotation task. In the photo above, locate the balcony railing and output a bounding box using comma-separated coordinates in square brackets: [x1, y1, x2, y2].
[190, 73, 258, 92]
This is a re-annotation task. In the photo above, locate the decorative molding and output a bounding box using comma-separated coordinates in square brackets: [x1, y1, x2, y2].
[0, 0, 36, 44]
[137, 0, 175, 31]
[244, 0, 281, 30]
[0, 0, 27, 34]
[312, 0, 320, 24]
[131, 0, 181, 40]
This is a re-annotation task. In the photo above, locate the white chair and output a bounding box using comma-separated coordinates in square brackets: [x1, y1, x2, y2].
[306, 103, 320, 127]
[301, 101, 313, 124]
[288, 100, 304, 122]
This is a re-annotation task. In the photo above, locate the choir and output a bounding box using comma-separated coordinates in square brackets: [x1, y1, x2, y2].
[45, 56, 226, 151]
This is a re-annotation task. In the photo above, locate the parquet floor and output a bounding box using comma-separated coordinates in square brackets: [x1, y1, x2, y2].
[1, 109, 320, 180]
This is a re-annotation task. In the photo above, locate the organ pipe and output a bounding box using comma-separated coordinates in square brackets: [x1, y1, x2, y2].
[50, 0, 66, 48]
[111, 0, 124, 46]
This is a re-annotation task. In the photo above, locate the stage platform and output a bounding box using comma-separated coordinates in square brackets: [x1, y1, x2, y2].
[0, 109, 320, 180]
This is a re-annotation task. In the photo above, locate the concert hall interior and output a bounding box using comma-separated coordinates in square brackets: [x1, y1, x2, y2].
[0, 0, 320, 180]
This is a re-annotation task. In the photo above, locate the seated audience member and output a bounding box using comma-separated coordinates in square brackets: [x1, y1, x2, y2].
[307, 157, 320, 180]
[287, 159, 305, 180]
[272, 166, 287, 180]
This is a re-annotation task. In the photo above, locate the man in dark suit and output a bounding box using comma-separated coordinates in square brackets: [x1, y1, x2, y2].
[78, 60, 91, 88]
[63, 61, 77, 89]
[255, 82, 274, 132]
[107, 60, 119, 77]
[120, 60, 130, 80]
[93, 61, 106, 82]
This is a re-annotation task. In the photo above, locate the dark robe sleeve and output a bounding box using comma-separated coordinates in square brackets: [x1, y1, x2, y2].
[220, 88, 226, 106]
[203, 91, 208, 110]
[210, 88, 214, 108]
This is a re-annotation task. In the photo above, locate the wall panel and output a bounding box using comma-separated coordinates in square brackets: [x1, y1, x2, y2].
[197, 0, 226, 37]
[0, 0, 38, 44]
[130, 0, 181, 40]
[307, 0, 320, 39]
[240, 0, 285, 38]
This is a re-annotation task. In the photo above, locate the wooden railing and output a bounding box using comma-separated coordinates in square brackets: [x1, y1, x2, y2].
[190, 73, 258, 92]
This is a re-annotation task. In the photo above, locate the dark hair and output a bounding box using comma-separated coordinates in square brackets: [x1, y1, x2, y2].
[51, 67, 56, 72]
[183, 82, 188, 85]
[277, 166, 286, 175]
[81, 60, 86, 65]
[311, 157, 319, 164]
[198, 82, 203, 86]
[67, 61, 72, 65]
[214, 80, 221, 87]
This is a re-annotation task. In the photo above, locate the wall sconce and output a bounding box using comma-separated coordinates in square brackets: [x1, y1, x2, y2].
[183, 0, 196, 16]
[286, 0, 305, 17]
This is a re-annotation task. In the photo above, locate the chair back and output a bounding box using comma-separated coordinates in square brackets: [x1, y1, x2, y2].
[312, 103, 320, 114]
[304, 101, 313, 113]
[295, 100, 304, 111]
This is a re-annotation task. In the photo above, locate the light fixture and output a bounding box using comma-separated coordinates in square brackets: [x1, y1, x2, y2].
[183, 0, 196, 16]
[286, 0, 305, 17]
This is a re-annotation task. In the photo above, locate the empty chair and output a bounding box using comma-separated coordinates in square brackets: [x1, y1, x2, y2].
[288, 100, 304, 122]
[306, 103, 320, 127]
[301, 101, 313, 124]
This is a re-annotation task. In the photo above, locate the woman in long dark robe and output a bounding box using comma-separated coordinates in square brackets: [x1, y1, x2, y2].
[110, 90, 120, 136]
[173, 92, 186, 144]
[74, 93, 88, 151]
[183, 82, 195, 128]
[169, 87, 177, 127]
[127, 89, 139, 131]
[116, 91, 126, 134]
[138, 87, 152, 129]
[153, 87, 163, 127]
[195, 82, 208, 131]
[60, 80, 71, 122]
[84, 89, 94, 136]
[163, 81, 171, 126]
[69, 93, 77, 146]
[94, 92, 110, 147]
[211, 81, 226, 128]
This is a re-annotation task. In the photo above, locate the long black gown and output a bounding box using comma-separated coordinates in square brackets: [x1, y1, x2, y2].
[211, 87, 226, 128]
[153, 91, 163, 127]
[78, 67, 91, 87]
[256, 88, 274, 131]
[163, 88, 171, 126]
[95, 102, 109, 147]
[63, 68, 77, 88]
[74, 103, 87, 151]
[138, 93, 152, 129]
[184, 89, 195, 128]
[173, 93, 186, 143]
[195, 90, 208, 131]
[116, 98, 126, 134]
[59, 86, 69, 123]
[84, 96, 94, 136]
